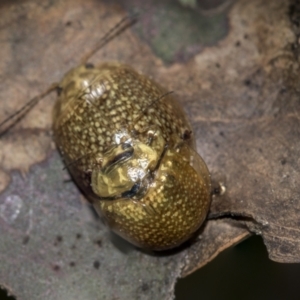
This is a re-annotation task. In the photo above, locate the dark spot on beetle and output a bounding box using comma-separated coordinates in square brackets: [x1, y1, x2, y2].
[235, 41, 241, 47]
[65, 21, 72, 26]
[219, 131, 224, 137]
[182, 129, 192, 140]
[244, 79, 251, 86]
[56, 86, 63, 96]
[258, 148, 263, 153]
[76, 233, 82, 239]
[94, 239, 102, 247]
[122, 142, 132, 150]
[244, 33, 248, 39]
[214, 142, 219, 148]
[69, 261, 76, 267]
[85, 63, 94, 69]
[22, 235, 30, 245]
[121, 182, 141, 198]
[93, 260, 100, 269]
[104, 147, 134, 170]
[52, 264, 60, 272]
[215, 62, 221, 68]
[281, 158, 287, 165]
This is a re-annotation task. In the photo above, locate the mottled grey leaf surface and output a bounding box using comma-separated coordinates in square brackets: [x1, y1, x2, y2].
[0, 0, 299, 299]
[0, 152, 183, 299]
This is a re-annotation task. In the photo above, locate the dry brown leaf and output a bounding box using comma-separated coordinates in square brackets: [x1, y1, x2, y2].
[0, 0, 299, 299]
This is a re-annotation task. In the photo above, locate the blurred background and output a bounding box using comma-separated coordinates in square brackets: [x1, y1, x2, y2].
[176, 235, 300, 300]
[1, 235, 300, 299]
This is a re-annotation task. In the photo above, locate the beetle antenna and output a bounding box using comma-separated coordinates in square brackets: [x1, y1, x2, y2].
[0, 14, 138, 138]
[0, 83, 58, 137]
[81, 13, 138, 64]
[129, 91, 174, 132]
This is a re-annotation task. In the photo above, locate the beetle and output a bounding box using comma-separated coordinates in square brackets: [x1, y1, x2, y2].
[0, 16, 211, 250]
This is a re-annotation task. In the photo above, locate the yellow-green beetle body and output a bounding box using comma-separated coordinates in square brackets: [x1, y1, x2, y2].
[53, 62, 211, 250]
